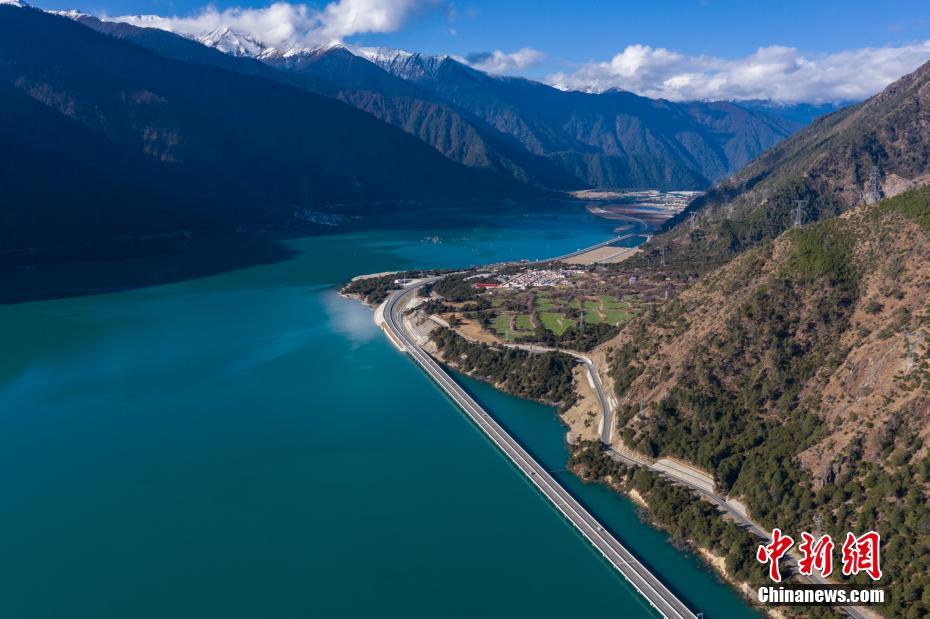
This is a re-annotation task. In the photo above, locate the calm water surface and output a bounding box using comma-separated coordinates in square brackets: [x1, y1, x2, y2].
[0, 204, 756, 618]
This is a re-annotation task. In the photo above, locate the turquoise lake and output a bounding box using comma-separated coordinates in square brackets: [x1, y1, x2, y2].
[0, 203, 757, 618]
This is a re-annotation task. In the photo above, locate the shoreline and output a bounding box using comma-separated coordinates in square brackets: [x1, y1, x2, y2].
[568, 455, 777, 617]
[343, 231, 781, 616]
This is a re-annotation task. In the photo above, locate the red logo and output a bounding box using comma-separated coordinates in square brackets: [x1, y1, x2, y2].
[756, 528, 794, 583]
[841, 531, 882, 581]
[757, 529, 882, 582]
[798, 532, 834, 577]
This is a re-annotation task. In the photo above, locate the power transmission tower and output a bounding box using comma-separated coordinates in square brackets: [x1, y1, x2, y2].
[660, 247, 667, 267]
[725, 200, 734, 220]
[794, 200, 808, 228]
[814, 513, 824, 537]
[905, 331, 918, 371]
[690, 211, 697, 230]
[869, 165, 881, 203]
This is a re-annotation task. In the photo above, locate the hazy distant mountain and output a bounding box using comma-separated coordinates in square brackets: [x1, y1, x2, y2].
[736, 100, 851, 126]
[647, 56, 930, 279]
[679, 57, 930, 237]
[385, 57, 802, 189]
[0, 6, 531, 254]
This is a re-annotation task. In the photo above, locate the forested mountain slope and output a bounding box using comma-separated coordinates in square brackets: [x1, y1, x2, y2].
[603, 161, 930, 618]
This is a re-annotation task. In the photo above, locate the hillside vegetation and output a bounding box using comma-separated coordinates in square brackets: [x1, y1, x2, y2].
[603, 186, 930, 616]
[430, 327, 578, 409]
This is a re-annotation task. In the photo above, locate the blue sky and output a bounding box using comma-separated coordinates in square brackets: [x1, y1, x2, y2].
[40, 0, 930, 102]
[363, 0, 930, 75]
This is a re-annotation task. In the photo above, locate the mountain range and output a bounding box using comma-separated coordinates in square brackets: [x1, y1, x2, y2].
[70, 12, 811, 191]
[0, 3, 842, 256]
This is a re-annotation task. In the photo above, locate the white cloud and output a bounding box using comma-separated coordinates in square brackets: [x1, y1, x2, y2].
[465, 48, 545, 74]
[548, 42, 930, 102]
[105, 0, 426, 50]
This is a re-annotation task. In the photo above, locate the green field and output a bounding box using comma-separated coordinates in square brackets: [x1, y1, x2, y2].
[492, 313, 512, 338]
[492, 312, 535, 340]
[512, 292, 636, 334]
[534, 294, 557, 311]
[515, 314, 535, 331]
[572, 296, 635, 326]
[540, 312, 576, 336]
[582, 300, 605, 324]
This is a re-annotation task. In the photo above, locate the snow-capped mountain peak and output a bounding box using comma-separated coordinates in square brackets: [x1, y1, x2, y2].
[187, 27, 344, 60]
[48, 9, 90, 19]
[40, 10, 454, 78]
[352, 46, 451, 82]
[195, 27, 273, 58]
[0, 0, 27, 8]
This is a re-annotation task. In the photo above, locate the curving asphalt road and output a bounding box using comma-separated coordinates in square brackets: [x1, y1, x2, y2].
[383, 283, 697, 619]
[470, 295, 871, 619]
[377, 241, 871, 619]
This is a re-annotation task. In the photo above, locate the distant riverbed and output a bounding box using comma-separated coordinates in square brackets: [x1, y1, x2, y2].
[0, 202, 753, 618]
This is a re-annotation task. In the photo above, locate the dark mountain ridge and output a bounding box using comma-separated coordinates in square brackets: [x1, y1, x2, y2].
[71, 16, 581, 190]
[0, 7, 532, 254]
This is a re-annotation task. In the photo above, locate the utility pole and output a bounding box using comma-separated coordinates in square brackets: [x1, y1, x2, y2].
[794, 200, 808, 228]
